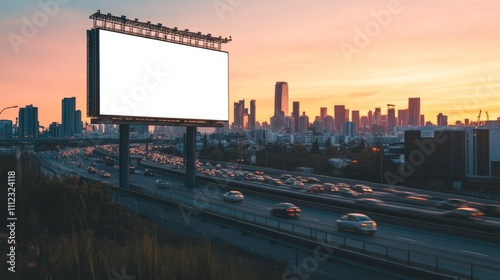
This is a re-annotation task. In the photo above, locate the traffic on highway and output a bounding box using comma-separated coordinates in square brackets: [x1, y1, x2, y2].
[40, 145, 500, 279]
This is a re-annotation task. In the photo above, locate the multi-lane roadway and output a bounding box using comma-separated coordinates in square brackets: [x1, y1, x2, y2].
[40, 148, 500, 279]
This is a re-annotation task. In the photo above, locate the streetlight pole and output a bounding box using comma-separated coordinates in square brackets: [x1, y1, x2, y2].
[0, 106, 18, 155]
[380, 148, 383, 184]
[372, 146, 383, 184]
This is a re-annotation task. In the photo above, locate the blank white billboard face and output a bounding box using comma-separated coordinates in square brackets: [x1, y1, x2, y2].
[98, 29, 229, 121]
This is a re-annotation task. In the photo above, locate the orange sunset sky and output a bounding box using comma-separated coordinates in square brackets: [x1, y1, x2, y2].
[1, 0, 500, 128]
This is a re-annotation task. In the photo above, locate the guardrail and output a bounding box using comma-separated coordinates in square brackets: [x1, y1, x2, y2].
[124, 184, 498, 280]
[139, 160, 500, 237]
[44, 156, 498, 279]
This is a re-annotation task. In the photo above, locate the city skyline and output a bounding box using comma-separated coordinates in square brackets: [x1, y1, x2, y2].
[2, 1, 500, 127]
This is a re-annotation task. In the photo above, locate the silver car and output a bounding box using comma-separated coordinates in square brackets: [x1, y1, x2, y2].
[337, 213, 377, 234]
[223, 191, 244, 202]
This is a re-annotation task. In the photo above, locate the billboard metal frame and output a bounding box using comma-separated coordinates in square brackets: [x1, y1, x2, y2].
[87, 10, 231, 127]
[87, 11, 231, 189]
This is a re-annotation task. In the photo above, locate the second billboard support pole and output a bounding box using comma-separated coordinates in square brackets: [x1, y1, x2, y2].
[185, 126, 196, 188]
[119, 124, 130, 189]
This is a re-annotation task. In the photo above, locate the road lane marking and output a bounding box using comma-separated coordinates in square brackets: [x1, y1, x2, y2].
[305, 217, 319, 221]
[397, 237, 416, 242]
[460, 250, 487, 257]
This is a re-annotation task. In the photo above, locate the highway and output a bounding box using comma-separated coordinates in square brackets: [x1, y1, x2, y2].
[40, 148, 500, 279]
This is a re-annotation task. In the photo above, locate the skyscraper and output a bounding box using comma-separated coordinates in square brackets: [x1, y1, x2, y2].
[249, 100, 256, 130]
[18, 104, 38, 138]
[387, 106, 396, 133]
[298, 111, 309, 134]
[274, 82, 288, 117]
[48, 122, 60, 138]
[398, 109, 408, 126]
[351, 110, 360, 127]
[334, 105, 345, 133]
[292, 101, 300, 133]
[320, 107, 327, 119]
[0, 120, 13, 140]
[233, 99, 244, 129]
[62, 97, 76, 137]
[408, 98, 421, 126]
[75, 110, 83, 135]
[272, 82, 288, 132]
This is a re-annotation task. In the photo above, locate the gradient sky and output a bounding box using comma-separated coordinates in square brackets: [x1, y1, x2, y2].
[2, 0, 500, 128]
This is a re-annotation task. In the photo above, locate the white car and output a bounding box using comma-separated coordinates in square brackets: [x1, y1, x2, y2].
[290, 181, 305, 190]
[223, 191, 244, 202]
[337, 213, 377, 234]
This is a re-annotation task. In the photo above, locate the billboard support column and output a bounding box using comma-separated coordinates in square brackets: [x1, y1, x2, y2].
[119, 124, 130, 189]
[185, 126, 196, 188]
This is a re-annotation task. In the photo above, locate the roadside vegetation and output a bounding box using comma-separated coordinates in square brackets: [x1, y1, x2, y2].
[0, 152, 285, 279]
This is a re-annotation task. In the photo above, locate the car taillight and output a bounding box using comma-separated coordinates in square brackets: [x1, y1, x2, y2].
[372, 222, 377, 227]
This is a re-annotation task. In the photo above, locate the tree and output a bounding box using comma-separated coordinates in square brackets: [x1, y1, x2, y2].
[311, 139, 320, 154]
[325, 137, 332, 148]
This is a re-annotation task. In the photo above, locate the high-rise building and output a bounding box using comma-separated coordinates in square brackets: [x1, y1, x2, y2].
[233, 99, 245, 129]
[48, 122, 60, 138]
[292, 101, 300, 133]
[274, 82, 288, 116]
[351, 110, 360, 127]
[298, 111, 309, 134]
[284, 116, 295, 134]
[249, 99, 256, 130]
[62, 97, 76, 137]
[75, 110, 83, 135]
[437, 113, 448, 127]
[344, 109, 350, 122]
[387, 107, 396, 133]
[408, 98, 420, 126]
[0, 120, 13, 140]
[273, 82, 288, 131]
[320, 107, 327, 119]
[368, 110, 373, 126]
[398, 109, 409, 126]
[324, 115, 334, 132]
[312, 116, 324, 133]
[334, 105, 345, 133]
[18, 104, 38, 138]
[420, 114, 425, 127]
[342, 121, 356, 139]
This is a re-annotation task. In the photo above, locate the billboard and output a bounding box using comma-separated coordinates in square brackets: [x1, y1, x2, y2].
[87, 28, 229, 125]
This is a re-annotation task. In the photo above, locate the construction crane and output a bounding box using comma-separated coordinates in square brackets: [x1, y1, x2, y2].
[486, 111, 490, 121]
[477, 110, 482, 126]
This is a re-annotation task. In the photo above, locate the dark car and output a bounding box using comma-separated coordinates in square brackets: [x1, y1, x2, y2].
[271, 203, 301, 218]
[155, 180, 171, 189]
[338, 188, 359, 197]
[144, 169, 155, 177]
[306, 177, 321, 183]
[444, 207, 484, 221]
[436, 198, 467, 210]
[356, 198, 386, 206]
[269, 179, 283, 186]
